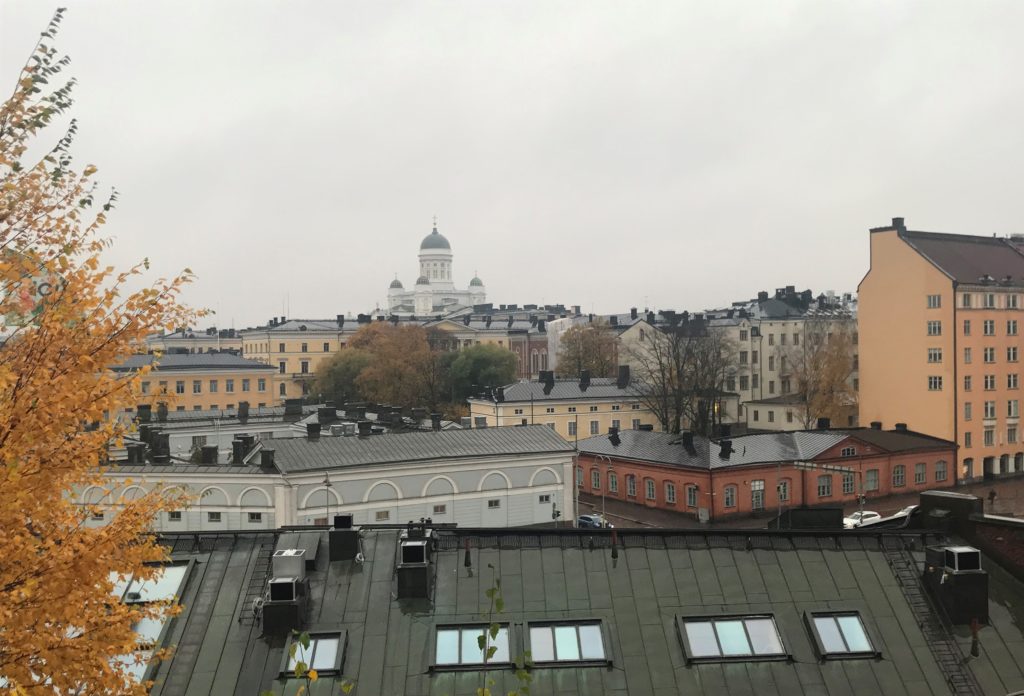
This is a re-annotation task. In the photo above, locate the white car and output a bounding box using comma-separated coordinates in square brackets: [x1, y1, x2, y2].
[843, 510, 881, 529]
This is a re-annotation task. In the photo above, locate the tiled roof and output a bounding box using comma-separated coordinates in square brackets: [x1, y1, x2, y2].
[709, 430, 847, 468]
[901, 230, 1024, 286]
[577, 429, 710, 468]
[270, 425, 574, 473]
[111, 354, 276, 372]
[474, 377, 641, 403]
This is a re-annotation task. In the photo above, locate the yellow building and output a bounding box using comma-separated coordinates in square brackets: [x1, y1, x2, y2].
[467, 369, 659, 443]
[241, 318, 349, 399]
[859, 217, 1024, 482]
[112, 353, 279, 412]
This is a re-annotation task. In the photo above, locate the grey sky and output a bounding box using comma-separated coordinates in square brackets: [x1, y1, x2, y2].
[3, 1, 1023, 329]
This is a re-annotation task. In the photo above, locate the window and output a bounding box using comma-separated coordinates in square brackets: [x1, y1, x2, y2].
[1009, 426, 1018, 444]
[928, 348, 942, 363]
[786, 411, 794, 423]
[985, 293, 997, 309]
[611, 419, 620, 430]
[591, 469, 600, 489]
[753, 410, 759, 422]
[537, 495, 550, 505]
[739, 351, 748, 364]
[793, 333, 800, 346]
[626, 475, 637, 497]
[928, 376, 942, 391]
[962, 293, 972, 308]
[300, 361, 309, 374]
[865, 469, 879, 491]
[842, 473, 855, 495]
[207, 512, 221, 523]
[375, 510, 390, 521]
[777, 479, 789, 502]
[248, 512, 262, 523]
[242, 378, 251, 392]
[751, 480, 765, 510]
[781, 333, 787, 345]
[739, 376, 749, 391]
[513, 408, 524, 415]
[666, 482, 676, 504]
[984, 319, 995, 336]
[191, 435, 207, 449]
[768, 411, 775, 423]
[258, 378, 266, 392]
[632, 418, 641, 430]
[1010, 295, 1020, 309]
[91, 510, 104, 521]
[1010, 374, 1019, 390]
[567, 421, 577, 436]
[645, 479, 656, 500]
[892, 465, 906, 487]
[752, 374, 759, 389]
[611, 404, 621, 411]
[588, 406, 598, 413]
[608, 473, 618, 493]
[1010, 399, 1020, 418]
[529, 622, 605, 663]
[323, 342, 330, 352]
[301, 342, 308, 353]
[841, 446, 856, 457]
[935, 460, 948, 482]
[1010, 347, 1019, 363]
[768, 334, 775, 346]
[576, 467, 583, 486]
[279, 384, 286, 396]
[435, 625, 510, 666]
[167, 511, 182, 522]
[545, 407, 555, 414]
[679, 616, 786, 662]
[927, 320, 941, 336]
[141, 381, 151, 395]
[283, 633, 345, 674]
[752, 350, 759, 364]
[807, 613, 875, 658]
[965, 402, 973, 420]
[225, 379, 234, 393]
[985, 400, 996, 419]
[964, 347, 972, 364]
[914, 462, 926, 484]
[769, 356, 775, 371]
[726, 377, 736, 391]
[984, 428, 995, 446]
[965, 431, 972, 448]
[631, 403, 641, 410]
[984, 347, 996, 364]
[487, 499, 501, 509]
[192, 380, 201, 394]
[964, 319, 971, 336]
[567, 407, 577, 413]
[279, 361, 286, 374]
[1009, 320, 1019, 336]
[985, 374, 996, 390]
[927, 294, 941, 309]
[817, 475, 832, 498]
[686, 485, 699, 507]
[175, 380, 185, 394]
[965, 375, 972, 391]
[589, 420, 599, 435]
[158, 380, 168, 394]
[739, 330, 748, 341]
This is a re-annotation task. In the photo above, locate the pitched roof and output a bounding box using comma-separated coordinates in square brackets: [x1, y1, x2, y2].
[711, 430, 848, 467]
[111, 353, 276, 372]
[270, 424, 574, 473]
[475, 377, 640, 403]
[843, 427, 955, 452]
[576, 429, 710, 468]
[901, 230, 1024, 286]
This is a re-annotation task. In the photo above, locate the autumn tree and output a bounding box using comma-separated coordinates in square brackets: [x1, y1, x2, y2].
[776, 312, 857, 428]
[312, 348, 372, 404]
[449, 344, 518, 401]
[625, 320, 735, 435]
[0, 11, 196, 693]
[347, 323, 445, 407]
[556, 320, 618, 378]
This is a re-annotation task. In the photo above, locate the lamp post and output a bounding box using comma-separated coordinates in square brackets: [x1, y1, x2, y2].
[322, 474, 333, 526]
[594, 454, 614, 524]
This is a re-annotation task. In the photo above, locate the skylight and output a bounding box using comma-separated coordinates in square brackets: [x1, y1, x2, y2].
[435, 625, 510, 666]
[807, 612, 875, 658]
[679, 615, 786, 661]
[528, 622, 606, 662]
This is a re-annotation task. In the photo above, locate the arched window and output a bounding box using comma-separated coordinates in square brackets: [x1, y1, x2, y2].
[540, 349, 548, 371]
[626, 475, 637, 497]
[1016, 453, 1024, 472]
[723, 485, 737, 508]
[665, 481, 676, 504]
[531, 350, 539, 373]
[751, 480, 765, 510]
[1000, 453, 1011, 473]
[964, 457, 974, 479]
[591, 469, 600, 489]
[892, 465, 906, 487]
[645, 478, 656, 501]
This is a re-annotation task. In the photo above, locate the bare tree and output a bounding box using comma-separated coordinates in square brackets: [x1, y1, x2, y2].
[556, 320, 618, 378]
[625, 320, 736, 435]
[775, 311, 857, 428]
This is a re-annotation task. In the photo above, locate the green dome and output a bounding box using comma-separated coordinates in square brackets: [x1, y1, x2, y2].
[420, 226, 451, 250]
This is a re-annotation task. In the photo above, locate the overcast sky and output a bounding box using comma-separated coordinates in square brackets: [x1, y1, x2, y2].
[3, 2, 1023, 328]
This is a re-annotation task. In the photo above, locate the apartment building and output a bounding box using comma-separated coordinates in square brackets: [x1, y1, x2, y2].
[859, 217, 1024, 482]
[111, 353, 279, 412]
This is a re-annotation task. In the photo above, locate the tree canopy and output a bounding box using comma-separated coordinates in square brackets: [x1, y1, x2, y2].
[556, 320, 618, 378]
[448, 343, 518, 401]
[0, 11, 196, 693]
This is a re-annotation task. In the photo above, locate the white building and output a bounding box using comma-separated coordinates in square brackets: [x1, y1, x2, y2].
[80, 426, 574, 531]
[387, 223, 486, 316]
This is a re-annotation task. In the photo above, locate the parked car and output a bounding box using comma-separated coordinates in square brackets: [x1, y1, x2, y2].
[843, 510, 881, 529]
[577, 514, 613, 529]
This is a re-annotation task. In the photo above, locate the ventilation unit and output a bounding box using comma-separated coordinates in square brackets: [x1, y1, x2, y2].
[329, 516, 359, 561]
[396, 528, 433, 599]
[923, 545, 988, 625]
[272, 549, 306, 580]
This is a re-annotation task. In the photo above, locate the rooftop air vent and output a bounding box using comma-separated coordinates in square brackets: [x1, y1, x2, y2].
[396, 526, 433, 599]
[272, 549, 306, 580]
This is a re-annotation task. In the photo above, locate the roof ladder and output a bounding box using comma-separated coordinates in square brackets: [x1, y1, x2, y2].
[237, 542, 274, 625]
[882, 538, 982, 696]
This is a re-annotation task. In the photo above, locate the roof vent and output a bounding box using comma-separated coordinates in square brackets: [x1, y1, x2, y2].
[719, 440, 733, 459]
[681, 431, 696, 455]
[579, 370, 591, 392]
[923, 545, 988, 625]
[272, 549, 307, 580]
[329, 515, 360, 561]
[870, 421, 882, 430]
[396, 524, 433, 599]
[616, 365, 631, 389]
[895, 422, 908, 432]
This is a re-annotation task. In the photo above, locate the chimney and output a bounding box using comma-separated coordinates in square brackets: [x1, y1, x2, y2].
[136, 404, 152, 423]
[412, 407, 427, 421]
[496, 387, 505, 403]
[630, 307, 638, 320]
[719, 440, 733, 459]
[757, 291, 769, 302]
[719, 423, 732, 438]
[537, 319, 546, 332]
[307, 422, 321, 439]
[892, 217, 905, 230]
[156, 402, 168, 422]
[430, 413, 442, 431]
[609, 315, 619, 327]
[238, 401, 249, 423]
[542, 370, 555, 395]
[138, 424, 153, 445]
[460, 416, 472, 428]
[284, 398, 303, 417]
[681, 431, 696, 454]
[231, 439, 246, 465]
[336, 314, 345, 328]
[895, 422, 908, 432]
[357, 420, 372, 437]
[616, 365, 630, 389]
[260, 448, 276, 468]
[317, 406, 336, 423]
[579, 370, 591, 392]
[200, 445, 218, 465]
[608, 429, 621, 446]
[816, 417, 830, 430]
[870, 421, 882, 430]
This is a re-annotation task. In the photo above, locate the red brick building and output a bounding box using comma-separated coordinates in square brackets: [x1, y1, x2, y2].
[576, 426, 956, 521]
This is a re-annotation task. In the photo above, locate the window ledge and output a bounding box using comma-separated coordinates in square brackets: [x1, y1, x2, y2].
[429, 661, 514, 673]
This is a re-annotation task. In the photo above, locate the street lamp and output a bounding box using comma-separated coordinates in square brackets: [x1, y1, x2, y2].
[322, 474, 333, 526]
[594, 454, 614, 524]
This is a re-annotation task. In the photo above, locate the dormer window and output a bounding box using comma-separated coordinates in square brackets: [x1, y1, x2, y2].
[841, 446, 856, 457]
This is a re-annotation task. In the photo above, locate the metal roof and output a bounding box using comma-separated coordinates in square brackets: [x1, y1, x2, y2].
[474, 377, 641, 403]
[270, 425, 574, 473]
[901, 229, 1024, 287]
[112, 354, 277, 372]
[577, 429, 711, 468]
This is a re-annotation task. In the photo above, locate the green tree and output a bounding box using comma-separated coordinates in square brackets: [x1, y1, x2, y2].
[312, 348, 372, 404]
[449, 344, 517, 401]
[556, 320, 618, 378]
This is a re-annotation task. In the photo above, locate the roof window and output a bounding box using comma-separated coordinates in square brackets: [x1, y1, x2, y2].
[282, 632, 347, 675]
[528, 621, 606, 663]
[434, 624, 510, 667]
[806, 612, 877, 659]
[678, 615, 786, 662]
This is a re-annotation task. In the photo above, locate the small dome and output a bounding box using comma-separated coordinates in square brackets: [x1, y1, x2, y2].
[415, 275, 430, 285]
[420, 226, 451, 250]
[470, 276, 484, 287]
[389, 278, 404, 289]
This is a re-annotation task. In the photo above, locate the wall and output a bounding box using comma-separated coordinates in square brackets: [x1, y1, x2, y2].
[137, 368, 280, 411]
[469, 398, 660, 443]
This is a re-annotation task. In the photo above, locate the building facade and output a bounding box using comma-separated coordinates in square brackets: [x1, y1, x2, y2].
[387, 224, 486, 316]
[859, 217, 1024, 482]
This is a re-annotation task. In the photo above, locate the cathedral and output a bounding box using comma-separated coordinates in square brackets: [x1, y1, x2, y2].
[386, 223, 486, 316]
